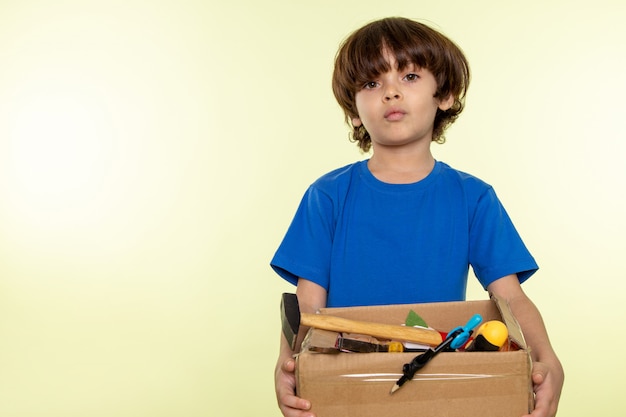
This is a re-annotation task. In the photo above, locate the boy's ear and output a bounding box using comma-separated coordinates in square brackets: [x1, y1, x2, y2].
[352, 117, 362, 127]
[438, 94, 455, 111]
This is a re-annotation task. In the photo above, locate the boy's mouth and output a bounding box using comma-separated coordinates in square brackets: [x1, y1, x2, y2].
[384, 108, 406, 121]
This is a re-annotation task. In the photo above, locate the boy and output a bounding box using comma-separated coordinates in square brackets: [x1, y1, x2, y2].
[271, 17, 563, 417]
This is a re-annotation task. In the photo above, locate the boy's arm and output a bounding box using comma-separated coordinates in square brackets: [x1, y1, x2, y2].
[275, 279, 327, 417]
[487, 275, 564, 417]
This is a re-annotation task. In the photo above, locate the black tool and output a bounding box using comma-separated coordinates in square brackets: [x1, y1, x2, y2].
[390, 314, 482, 394]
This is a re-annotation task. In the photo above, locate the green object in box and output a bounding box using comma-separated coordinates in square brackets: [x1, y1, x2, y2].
[405, 309, 428, 328]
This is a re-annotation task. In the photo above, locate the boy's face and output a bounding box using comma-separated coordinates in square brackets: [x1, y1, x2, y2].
[352, 52, 453, 149]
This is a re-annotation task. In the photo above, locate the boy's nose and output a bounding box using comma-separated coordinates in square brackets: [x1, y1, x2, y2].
[383, 86, 402, 101]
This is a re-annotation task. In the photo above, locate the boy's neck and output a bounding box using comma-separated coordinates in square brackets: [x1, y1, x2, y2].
[367, 146, 435, 185]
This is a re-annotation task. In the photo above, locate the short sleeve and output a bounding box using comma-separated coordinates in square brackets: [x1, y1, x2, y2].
[469, 187, 538, 288]
[270, 186, 335, 289]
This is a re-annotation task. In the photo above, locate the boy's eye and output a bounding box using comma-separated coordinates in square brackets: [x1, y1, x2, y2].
[405, 73, 420, 81]
[363, 81, 379, 89]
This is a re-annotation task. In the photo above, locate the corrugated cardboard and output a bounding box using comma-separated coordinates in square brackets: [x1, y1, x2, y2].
[295, 297, 533, 417]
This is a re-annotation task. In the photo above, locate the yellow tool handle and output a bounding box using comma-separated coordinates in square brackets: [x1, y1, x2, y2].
[301, 312, 443, 347]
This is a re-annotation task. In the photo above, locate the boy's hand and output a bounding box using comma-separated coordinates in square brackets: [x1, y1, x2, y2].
[275, 279, 325, 417]
[275, 358, 316, 417]
[523, 360, 563, 417]
[487, 276, 563, 417]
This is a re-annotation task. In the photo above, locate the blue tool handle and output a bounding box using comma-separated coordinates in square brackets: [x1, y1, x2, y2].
[464, 314, 483, 332]
[449, 314, 483, 349]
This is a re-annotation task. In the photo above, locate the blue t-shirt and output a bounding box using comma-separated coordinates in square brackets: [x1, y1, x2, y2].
[271, 160, 538, 308]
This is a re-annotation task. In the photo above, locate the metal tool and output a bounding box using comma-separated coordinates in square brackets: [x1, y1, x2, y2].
[336, 336, 426, 353]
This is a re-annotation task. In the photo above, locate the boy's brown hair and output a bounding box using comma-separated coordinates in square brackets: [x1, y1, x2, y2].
[332, 17, 470, 152]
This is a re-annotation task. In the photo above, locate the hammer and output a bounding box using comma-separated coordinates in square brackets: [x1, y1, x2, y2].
[281, 293, 443, 351]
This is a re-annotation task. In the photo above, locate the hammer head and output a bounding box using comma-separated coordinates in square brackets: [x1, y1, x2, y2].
[281, 293, 301, 351]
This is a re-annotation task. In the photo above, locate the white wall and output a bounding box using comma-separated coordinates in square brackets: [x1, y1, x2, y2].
[1, 1, 624, 415]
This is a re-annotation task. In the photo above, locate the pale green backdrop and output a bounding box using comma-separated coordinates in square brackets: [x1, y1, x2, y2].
[1, 0, 624, 416]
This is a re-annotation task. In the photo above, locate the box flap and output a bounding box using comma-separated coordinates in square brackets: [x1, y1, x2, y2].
[490, 294, 528, 350]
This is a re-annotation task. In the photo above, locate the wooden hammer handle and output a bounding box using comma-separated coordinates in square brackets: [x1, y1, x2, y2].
[301, 312, 443, 347]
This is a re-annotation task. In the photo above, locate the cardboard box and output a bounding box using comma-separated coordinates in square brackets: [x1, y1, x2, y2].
[295, 297, 533, 417]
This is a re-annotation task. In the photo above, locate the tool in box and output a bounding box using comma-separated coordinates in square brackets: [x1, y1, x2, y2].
[390, 314, 483, 394]
[336, 336, 426, 353]
[280, 293, 443, 350]
[465, 320, 509, 352]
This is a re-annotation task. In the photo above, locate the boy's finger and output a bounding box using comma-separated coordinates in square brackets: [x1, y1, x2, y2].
[279, 394, 312, 412]
[282, 359, 296, 372]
